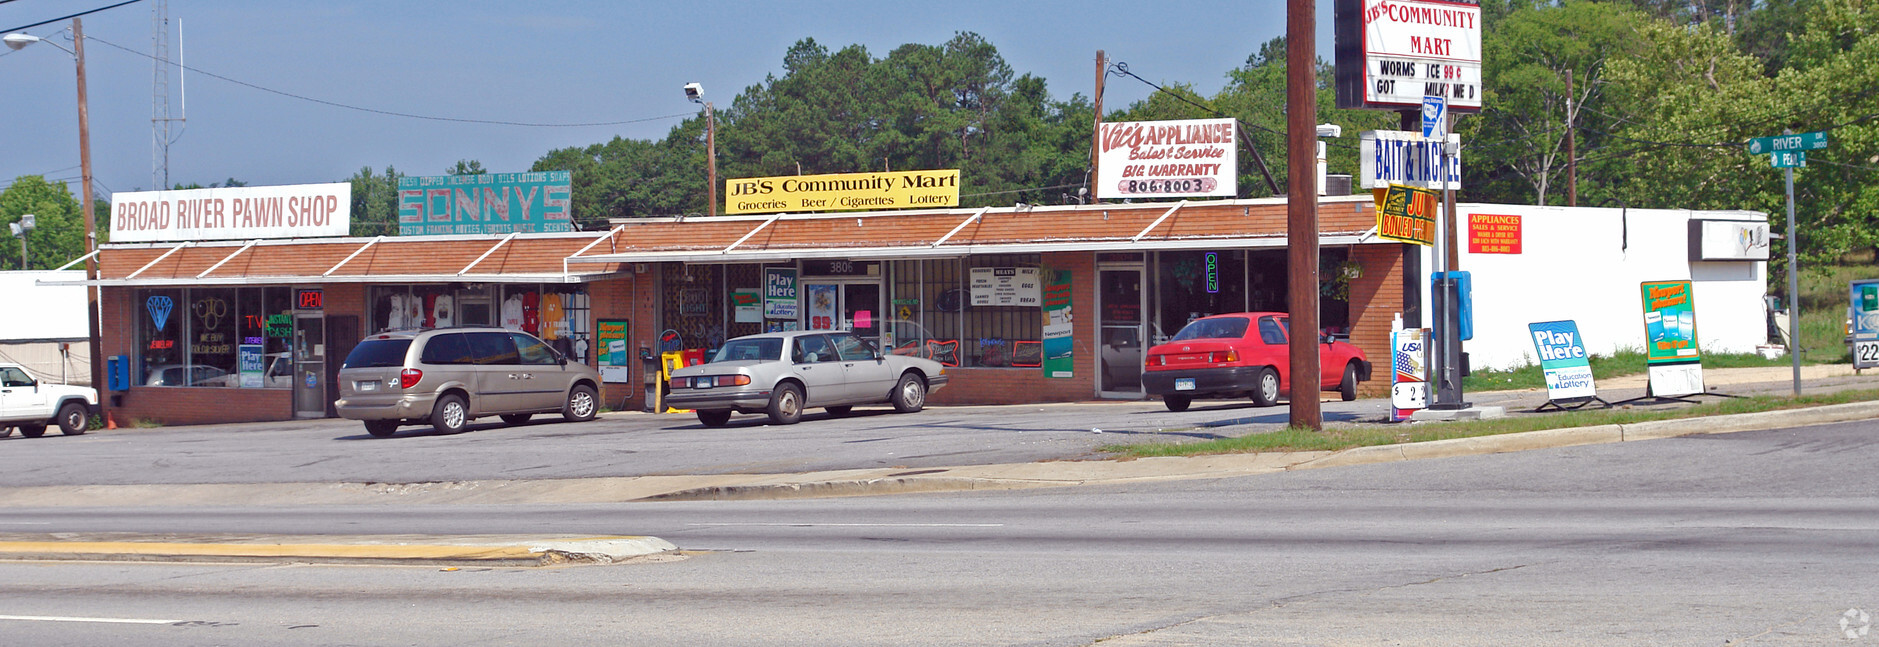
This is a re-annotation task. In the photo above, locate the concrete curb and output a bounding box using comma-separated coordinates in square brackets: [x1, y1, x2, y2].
[0, 533, 678, 567]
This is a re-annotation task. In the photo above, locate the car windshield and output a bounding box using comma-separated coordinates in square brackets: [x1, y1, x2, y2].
[344, 339, 413, 368]
[712, 338, 783, 362]
[1171, 317, 1250, 341]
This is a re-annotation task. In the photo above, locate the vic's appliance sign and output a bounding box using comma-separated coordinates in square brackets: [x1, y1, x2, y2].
[1096, 118, 1238, 199]
[726, 170, 959, 215]
[1336, 0, 1482, 111]
[1361, 130, 1461, 189]
[1528, 320, 1596, 400]
[111, 183, 351, 242]
[396, 171, 572, 236]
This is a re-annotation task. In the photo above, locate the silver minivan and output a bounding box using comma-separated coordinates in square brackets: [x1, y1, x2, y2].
[335, 327, 602, 437]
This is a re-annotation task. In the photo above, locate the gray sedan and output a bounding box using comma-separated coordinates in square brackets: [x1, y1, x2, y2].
[666, 330, 949, 426]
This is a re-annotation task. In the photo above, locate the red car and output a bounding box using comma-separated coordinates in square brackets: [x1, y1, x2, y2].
[1141, 312, 1371, 411]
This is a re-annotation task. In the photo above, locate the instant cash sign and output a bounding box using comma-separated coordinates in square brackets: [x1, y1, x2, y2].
[111, 183, 351, 243]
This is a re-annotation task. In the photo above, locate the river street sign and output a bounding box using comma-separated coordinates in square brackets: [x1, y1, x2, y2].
[1747, 131, 1829, 155]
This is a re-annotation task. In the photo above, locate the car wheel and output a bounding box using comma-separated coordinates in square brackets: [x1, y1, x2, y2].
[1250, 367, 1281, 407]
[1339, 362, 1359, 402]
[889, 373, 926, 413]
[56, 402, 89, 435]
[826, 405, 853, 417]
[767, 383, 804, 425]
[562, 384, 598, 422]
[18, 422, 47, 438]
[500, 413, 533, 426]
[696, 410, 732, 427]
[431, 393, 469, 434]
[1163, 394, 1191, 412]
[364, 420, 399, 438]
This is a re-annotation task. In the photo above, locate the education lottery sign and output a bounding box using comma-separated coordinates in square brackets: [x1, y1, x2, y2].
[1096, 118, 1238, 199]
[1528, 320, 1596, 400]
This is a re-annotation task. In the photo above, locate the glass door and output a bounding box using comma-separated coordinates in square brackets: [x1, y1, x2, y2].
[1098, 267, 1146, 396]
[802, 280, 884, 347]
[293, 314, 326, 418]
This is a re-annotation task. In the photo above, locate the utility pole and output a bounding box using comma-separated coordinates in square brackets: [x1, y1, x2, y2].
[1287, 0, 1322, 429]
[705, 101, 717, 217]
[1566, 69, 1576, 207]
[1091, 50, 1106, 194]
[76, 18, 106, 396]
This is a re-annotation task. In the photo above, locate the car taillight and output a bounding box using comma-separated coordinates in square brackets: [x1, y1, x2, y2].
[716, 375, 752, 387]
[671, 377, 690, 388]
[399, 368, 423, 389]
[1217, 349, 1239, 363]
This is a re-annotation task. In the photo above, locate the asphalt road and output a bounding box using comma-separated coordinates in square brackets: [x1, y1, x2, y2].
[0, 398, 1392, 487]
[3, 418, 1876, 645]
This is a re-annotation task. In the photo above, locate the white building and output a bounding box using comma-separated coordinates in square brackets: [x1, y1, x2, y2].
[0, 270, 90, 384]
[1417, 205, 1770, 371]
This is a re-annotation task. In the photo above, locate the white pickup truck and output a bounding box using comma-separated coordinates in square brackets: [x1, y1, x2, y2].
[0, 362, 96, 438]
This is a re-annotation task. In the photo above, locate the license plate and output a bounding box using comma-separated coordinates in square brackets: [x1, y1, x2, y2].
[358, 380, 380, 392]
[694, 381, 713, 389]
[1174, 378, 1196, 391]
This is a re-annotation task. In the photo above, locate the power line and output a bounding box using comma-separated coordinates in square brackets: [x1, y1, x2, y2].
[86, 35, 695, 128]
[0, 0, 143, 33]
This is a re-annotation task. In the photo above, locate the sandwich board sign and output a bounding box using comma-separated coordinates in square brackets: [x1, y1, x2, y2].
[1390, 328, 1429, 421]
[1528, 320, 1596, 401]
[1640, 280, 1704, 397]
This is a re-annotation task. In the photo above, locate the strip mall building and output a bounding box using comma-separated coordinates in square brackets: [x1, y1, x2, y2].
[82, 193, 1420, 425]
[75, 186, 1768, 426]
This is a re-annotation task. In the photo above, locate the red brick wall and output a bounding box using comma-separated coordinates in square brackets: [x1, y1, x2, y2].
[928, 251, 1098, 405]
[114, 386, 293, 426]
[588, 272, 659, 411]
[1346, 244, 1408, 396]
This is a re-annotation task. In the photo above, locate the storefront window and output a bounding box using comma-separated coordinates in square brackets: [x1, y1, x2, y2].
[138, 289, 185, 386]
[1156, 250, 1247, 335]
[138, 287, 292, 388]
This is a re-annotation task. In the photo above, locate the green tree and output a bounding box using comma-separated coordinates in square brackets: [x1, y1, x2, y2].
[344, 166, 405, 236]
[446, 159, 487, 175]
[0, 175, 88, 270]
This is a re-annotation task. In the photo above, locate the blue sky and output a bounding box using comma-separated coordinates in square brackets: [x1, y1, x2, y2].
[2, 0, 1339, 195]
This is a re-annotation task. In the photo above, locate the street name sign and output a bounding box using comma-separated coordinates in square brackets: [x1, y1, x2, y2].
[1746, 131, 1828, 155]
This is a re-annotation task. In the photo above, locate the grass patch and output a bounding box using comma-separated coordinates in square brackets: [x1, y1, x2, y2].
[1103, 387, 1879, 458]
[1462, 349, 1797, 392]
[132, 418, 164, 428]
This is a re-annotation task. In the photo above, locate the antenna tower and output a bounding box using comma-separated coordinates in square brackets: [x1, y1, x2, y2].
[151, 0, 185, 189]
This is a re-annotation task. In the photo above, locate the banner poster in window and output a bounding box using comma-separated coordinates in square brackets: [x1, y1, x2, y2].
[1640, 280, 1704, 396]
[238, 344, 265, 388]
[732, 288, 761, 323]
[1042, 269, 1074, 378]
[1390, 328, 1429, 421]
[806, 284, 838, 330]
[763, 268, 799, 320]
[596, 319, 631, 383]
[1528, 320, 1596, 400]
[1851, 280, 1879, 369]
[970, 267, 1042, 306]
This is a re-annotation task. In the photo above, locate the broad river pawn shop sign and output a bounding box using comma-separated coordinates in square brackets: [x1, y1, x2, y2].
[397, 171, 573, 236]
[111, 183, 351, 243]
[1528, 320, 1596, 400]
